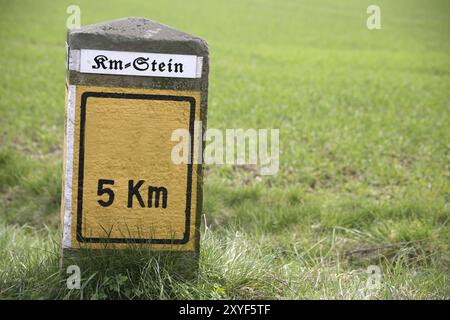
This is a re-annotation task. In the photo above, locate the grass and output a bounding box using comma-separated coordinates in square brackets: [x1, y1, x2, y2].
[0, 0, 449, 299]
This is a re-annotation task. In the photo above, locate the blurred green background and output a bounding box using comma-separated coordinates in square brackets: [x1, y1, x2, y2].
[0, 0, 448, 299]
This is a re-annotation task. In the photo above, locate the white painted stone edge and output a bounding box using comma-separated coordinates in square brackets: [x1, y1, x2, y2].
[62, 85, 76, 249]
[69, 49, 81, 72]
[196, 57, 203, 78]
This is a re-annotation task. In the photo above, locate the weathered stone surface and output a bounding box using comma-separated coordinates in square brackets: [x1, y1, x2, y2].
[62, 17, 209, 275]
[67, 17, 209, 92]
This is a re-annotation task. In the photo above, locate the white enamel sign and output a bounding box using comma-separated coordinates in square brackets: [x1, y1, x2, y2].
[72, 49, 201, 78]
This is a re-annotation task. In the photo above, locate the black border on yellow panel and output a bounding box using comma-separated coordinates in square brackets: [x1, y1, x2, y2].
[76, 92, 195, 244]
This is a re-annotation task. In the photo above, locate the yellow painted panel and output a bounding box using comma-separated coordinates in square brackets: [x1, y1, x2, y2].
[69, 85, 201, 251]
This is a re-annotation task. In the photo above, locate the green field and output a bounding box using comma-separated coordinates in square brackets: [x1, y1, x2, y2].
[0, 0, 449, 299]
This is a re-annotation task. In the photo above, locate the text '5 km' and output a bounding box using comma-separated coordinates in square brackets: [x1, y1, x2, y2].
[97, 179, 168, 209]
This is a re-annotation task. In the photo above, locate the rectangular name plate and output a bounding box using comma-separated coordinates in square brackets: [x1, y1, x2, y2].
[72, 49, 201, 79]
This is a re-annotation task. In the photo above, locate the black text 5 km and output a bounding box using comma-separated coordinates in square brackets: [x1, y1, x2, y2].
[97, 179, 168, 209]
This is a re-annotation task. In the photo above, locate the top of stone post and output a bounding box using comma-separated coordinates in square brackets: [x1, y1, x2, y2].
[67, 17, 208, 56]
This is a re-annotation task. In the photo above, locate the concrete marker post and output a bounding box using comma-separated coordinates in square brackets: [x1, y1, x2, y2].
[61, 17, 209, 278]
